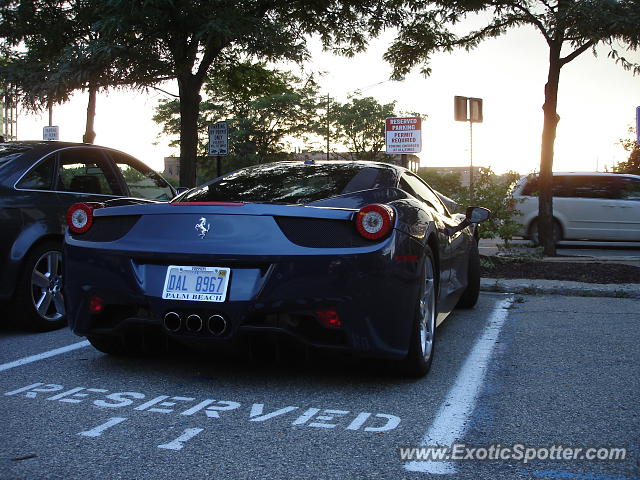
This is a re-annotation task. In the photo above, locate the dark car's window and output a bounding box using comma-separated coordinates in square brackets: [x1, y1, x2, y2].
[57, 148, 122, 195]
[109, 152, 174, 200]
[619, 177, 640, 201]
[399, 173, 447, 215]
[178, 163, 395, 204]
[16, 156, 55, 190]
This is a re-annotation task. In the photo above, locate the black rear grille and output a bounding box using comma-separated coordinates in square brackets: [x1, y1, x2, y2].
[73, 215, 140, 242]
[275, 216, 371, 248]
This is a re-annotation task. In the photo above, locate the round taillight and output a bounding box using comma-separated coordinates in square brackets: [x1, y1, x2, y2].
[355, 204, 394, 240]
[66, 203, 98, 234]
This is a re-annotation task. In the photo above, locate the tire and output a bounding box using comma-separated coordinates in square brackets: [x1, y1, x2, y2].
[402, 247, 437, 377]
[13, 240, 66, 332]
[456, 241, 480, 309]
[529, 219, 561, 246]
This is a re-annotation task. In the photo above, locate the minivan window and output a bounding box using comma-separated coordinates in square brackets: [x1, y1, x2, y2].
[620, 177, 640, 201]
[522, 175, 621, 199]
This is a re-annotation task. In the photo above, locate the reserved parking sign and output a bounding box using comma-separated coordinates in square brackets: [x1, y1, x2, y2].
[385, 117, 422, 154]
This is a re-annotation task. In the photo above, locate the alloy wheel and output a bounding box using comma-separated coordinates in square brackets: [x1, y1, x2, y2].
[30, 250, 65, 321]
[418, 257, 436, 360]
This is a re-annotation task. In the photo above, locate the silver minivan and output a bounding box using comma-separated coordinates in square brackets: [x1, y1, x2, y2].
[513, 172, 640, 244]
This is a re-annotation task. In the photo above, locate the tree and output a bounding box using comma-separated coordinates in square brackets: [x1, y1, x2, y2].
[329, 96, 396, 160]
[153, 62, 323, 181]
[90, 0, 401, 188]
[418, 167, 521, 244]
[614, 128, 640, 175]
[384, 0, 640, 255]
[0, 1, 148, 144]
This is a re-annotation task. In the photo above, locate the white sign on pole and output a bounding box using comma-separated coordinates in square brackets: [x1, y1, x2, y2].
[385, 117, 422, 154]
[43, 126, 59, 141]
[208, 122, 228, 156]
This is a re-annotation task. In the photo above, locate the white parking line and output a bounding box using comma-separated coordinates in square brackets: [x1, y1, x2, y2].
[405, 297, 514, 474]
[0, 340, 90, 373]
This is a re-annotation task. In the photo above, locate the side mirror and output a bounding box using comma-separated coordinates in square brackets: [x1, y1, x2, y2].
[465, 206, 491, 224]
[446, 206, 491, 236]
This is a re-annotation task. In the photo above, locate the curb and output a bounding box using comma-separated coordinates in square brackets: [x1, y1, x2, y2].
[481, 278, 640, 299]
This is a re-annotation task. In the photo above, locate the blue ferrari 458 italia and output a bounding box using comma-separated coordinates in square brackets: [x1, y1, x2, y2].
[63, 161, 489, 376]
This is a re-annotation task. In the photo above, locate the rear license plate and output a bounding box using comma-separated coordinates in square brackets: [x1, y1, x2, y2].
[162, 266, 231, 302]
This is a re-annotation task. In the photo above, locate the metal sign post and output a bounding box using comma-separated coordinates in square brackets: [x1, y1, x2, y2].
[208, 121, 229, 177]
[636, 107, 640, 145]
[454, 96, 483, 200]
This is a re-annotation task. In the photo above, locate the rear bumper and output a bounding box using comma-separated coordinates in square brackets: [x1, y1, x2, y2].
[63, 232, 424, 359]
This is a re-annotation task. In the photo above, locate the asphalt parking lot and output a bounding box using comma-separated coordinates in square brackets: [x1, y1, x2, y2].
[1, 293, 638, 480]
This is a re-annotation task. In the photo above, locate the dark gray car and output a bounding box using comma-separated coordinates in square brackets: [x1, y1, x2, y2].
[0, 141, 176, 331]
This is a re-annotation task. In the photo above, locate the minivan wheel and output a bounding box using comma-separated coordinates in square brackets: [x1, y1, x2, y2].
[529, 219, 562, 246]
[13, 241, 66, 332]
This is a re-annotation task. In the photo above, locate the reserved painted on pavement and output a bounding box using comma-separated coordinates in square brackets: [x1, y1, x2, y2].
[5, 381, 401, 433]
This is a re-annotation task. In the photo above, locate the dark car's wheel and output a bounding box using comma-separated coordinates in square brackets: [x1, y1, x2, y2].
[529, 218, 561, 246]
[13, 241, 66, 332]
[403, 247, 437, 377]
[456, 241, 480, 309]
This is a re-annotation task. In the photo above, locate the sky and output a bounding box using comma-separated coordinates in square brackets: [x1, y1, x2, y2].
[12, 25, 640, 175]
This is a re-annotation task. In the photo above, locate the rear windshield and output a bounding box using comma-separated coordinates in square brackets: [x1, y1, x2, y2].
[176, 163, 396, 205]
[0, 144, 31, 168]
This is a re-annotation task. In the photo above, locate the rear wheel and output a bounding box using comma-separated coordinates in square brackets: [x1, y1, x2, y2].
[529, 219, 561, 246]
[13, 241, 66, 332]
[402, 247, 437, 377]
[456, 241, 480, 309]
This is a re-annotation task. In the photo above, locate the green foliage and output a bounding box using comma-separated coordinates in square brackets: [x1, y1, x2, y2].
[614, 128, 640, 175]
[153, 62, 322, 181]
[0, 1, 143, 111]
[328, 96, 397, 160]
[2, 0, 403, 187]
[384, 1, 640, 79]
[384, 0, 640, 256]
[418, 167, 521, 244]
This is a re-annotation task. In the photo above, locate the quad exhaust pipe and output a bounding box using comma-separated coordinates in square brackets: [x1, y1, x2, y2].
[186, 314, 203, 333]
[163, 312, 181, 332]
[163, 312, 228, 336]
[207, 315, 228, 336]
